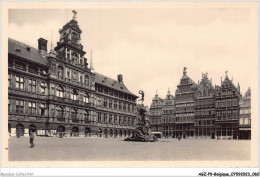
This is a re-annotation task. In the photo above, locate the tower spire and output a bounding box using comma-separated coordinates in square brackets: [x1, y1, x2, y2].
[90, 50, 94, 71]
[50, 29, 53, 50]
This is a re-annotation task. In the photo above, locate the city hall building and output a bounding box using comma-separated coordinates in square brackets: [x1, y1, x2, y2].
[8, 15, 138, 137]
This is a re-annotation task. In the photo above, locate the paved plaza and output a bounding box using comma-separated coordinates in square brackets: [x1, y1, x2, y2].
[8, 137, 250, 161]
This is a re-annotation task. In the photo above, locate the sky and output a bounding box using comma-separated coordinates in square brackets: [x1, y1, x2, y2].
[8, 3, 258, 106]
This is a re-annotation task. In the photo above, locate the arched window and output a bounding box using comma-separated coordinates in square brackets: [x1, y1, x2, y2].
[85, 75, 89, 86]
[58, 66, 64, 79]
[56, 85, 64, 98]
[71, 89, 78, 100]
[83, 92, 90, 103]
[56, 106, 63, 118]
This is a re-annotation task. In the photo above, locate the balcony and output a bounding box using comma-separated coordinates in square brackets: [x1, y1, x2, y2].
[57, 118, 65, 122]
[72, 118, 80, 123]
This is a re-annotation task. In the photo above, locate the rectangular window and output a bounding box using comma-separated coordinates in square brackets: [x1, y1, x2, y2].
[239, 118, 244, 125]
[114, 101, 117, 110]
[16, 100, 24, 114]
[98, 113, 101, 122]
[28, 102, 36, 115]
[15, 76, 24, 90]
[123, 103, 126, 111]
[103, 98, 107, 107]
[103, 113, 107, 122]
[119, 102, 122, 110]
[40, 82, 46, 94]
[233, 98, 238, 106]
[109, 99, 112, 109]
[109, 114, 112, 124]
[8, 74, 11, 87]
[28, 79, 36, 92]
[40, 103, 45, 116]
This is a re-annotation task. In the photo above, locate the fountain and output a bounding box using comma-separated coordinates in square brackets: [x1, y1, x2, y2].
[125, 90, 158, 142]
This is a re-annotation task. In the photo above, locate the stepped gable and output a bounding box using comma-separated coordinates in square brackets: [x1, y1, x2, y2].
[196, 73, 215, 97]
[8, 38, 48, 66]
[94, 72, 137, 97]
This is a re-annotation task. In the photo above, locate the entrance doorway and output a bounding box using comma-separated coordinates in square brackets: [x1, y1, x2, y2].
[16, 123, 24, 137]
[72, 126, 79, 137]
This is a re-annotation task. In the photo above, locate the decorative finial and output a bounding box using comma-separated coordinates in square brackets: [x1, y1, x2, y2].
[138, 90, 144, 103]
[72, 10, 77, 20]
[225, 71, 228, 78]
[167, 88, 170, 94]
[183, 67, 187, 75]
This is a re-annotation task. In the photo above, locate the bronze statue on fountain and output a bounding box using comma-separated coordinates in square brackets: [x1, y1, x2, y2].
[125, 90, 158, 142]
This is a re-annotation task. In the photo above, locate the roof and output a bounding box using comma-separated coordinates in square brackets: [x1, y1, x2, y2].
[8, 38, 48, 66]
[94, 72, 138, 97]
[164, 90, 174, 100]
[243, 87, 251, 99]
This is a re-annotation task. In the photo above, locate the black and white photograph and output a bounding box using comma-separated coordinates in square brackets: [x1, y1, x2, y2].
[1, 1, 259, 175]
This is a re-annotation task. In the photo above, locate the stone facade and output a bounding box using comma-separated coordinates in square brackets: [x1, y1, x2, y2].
[161, 90, 175, 138]
[149, 92, 163, 136]
[148, 68, 250, 140]
[175, 68, 197, 139]
[8, 16, 138, 138]
[194, 73, 215, 139]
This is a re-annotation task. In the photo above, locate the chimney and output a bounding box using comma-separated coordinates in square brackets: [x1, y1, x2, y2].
[38, 38, 48, 55]
[117, 74, 123, 83]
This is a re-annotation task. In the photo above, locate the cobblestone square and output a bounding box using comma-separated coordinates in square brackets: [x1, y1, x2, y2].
[8, 137, 250, 161]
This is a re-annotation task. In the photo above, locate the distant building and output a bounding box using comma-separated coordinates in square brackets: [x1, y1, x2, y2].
[194, 73, 215, 139]
[149, 92, 163, 136]
[239, 87, 251, 139]
[215, 73, 241, 139]
[161, 89, 175, 138]
[8, 13, 138, 138]
[175, 68, 197, 139]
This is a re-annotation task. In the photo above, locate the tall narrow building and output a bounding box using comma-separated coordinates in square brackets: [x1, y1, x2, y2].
[239, 87, 251, 139]
[215, 72, 241, 139]
[194, 73, 216, 139]
[175, 67, 197, 139]
[149, 92, 163, 136]
[161, 89, 175, 138]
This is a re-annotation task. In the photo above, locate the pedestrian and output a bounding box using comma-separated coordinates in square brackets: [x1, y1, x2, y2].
[178, 134, 181, 141]
[29, 130, 35, 148]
